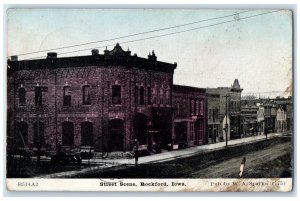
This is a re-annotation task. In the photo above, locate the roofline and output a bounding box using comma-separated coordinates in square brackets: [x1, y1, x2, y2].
[172, 84, 206, 93]
[7, 44, 177, 74]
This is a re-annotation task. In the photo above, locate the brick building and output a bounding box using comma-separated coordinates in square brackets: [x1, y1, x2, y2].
[7, 44, 177, 153]
[207, 93, 220, 143]
[172, 85, 207, 147]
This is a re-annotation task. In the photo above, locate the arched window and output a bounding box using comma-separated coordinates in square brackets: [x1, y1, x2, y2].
[63, 86, 71, 106]
[82, 85, 91, 105]
[152, 87, 157, 105]
[191, 100, 195, 115]
[139, 86, 145, 105]
[81, 122, 93, 146]
[147, 86, 151, 105]
[166, 89, 170, 105]
[200, 100, 204, 116]
[19, 87, 26, 105]
[33, 121, 45, 147]
[112, 85, 121, 105]
[62, 121, 74, 146]
[159, 88, 164, 105]
[35, 86, 42, 106]
[196, 100, 199, 115]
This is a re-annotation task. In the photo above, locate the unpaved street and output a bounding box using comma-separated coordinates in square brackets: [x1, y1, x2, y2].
[188, 139, 292, 178]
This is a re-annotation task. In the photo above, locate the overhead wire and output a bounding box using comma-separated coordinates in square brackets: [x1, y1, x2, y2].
[19, 10, 280, 60]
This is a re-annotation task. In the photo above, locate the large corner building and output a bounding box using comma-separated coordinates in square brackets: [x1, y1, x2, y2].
[7, 44, 208, 153]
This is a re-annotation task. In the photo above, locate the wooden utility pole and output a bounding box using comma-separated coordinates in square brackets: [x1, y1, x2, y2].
[223, 94, 230, 148]
[265, 103, 269, 140]
[37, 113, 41, 166]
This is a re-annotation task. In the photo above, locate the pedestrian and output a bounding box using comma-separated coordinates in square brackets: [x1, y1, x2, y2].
[133, 138, 139, 166]
[239, 157, 246, 177]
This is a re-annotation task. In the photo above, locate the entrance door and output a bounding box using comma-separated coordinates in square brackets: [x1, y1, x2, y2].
[81, 122, 93, 146]
[108, 119, 124, 151]
[134, 113, 148, 145]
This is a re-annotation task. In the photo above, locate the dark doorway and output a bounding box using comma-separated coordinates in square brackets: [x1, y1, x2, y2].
[81, 122, 93, 146]
[62, 121, 74, 146]
[33, 121, 45, 148]
[152, 108, 173, 149]
[174, 122, 187, 146]
[134, 113, 148, 145]
[108, 119, 124, 151]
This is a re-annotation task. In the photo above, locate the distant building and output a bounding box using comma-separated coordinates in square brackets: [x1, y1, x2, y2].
[257, 104, 265, 135]
[276, 106, 287, 132]
[272, 96, 293, 131]
[245, 96, 292, 135]
[207, 93, 220, 143]
[255, 99, 277, 134]
[240, 100, 258, 136]
[172, 85, 207, 148]
[207, 79, 243, 141]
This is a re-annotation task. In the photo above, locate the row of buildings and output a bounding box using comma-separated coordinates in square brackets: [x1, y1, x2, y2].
[240, 97, 292, 137]
[7, 44, 292, 153]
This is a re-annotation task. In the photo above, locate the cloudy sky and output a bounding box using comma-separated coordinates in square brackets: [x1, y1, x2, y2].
[7, 9, 292, 97]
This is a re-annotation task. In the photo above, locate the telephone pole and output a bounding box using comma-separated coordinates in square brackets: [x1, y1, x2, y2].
[223, 94, 230, 148]
[265, 103, 269, 141]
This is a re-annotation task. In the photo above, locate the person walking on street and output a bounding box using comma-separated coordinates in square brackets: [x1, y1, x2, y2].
[239, 157, 246, 177]
[133, 139, 139, 166]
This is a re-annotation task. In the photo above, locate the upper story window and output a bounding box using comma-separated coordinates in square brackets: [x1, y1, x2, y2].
[208, 109, 212, 121]
[63, 86, 71, 106]
[147, 86, 151, 105]
[19, 87, 26, 105]
[196, 100, 199, 115]
[191, 100, 195, 115]
[234, 101, 237, 112]
[35, 86, 42, 106]
[166, 89, 170, 105]
[134, 85, 138, 105]
[112, 85, 121, 105]
[152, 87, 157, 105]
[139, 86, 145, 105]
[200, 100, 204, 116]
[212, 109, 216, 122]
[176, 102, 180, 115]
[159, 88, 164, 105]
[82, 85, 91, 105]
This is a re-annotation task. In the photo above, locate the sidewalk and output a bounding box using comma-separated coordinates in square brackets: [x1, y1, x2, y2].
[38, 132, 283, 178]
[87, 132, 283, 165]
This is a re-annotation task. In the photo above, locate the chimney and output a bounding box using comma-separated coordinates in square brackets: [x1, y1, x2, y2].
[91, 49, 99, 55]
[47, 52, 57, 59]
[11, 55, 18, 61]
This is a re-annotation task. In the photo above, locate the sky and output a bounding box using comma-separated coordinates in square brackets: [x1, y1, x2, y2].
[6, 9, 293, 98]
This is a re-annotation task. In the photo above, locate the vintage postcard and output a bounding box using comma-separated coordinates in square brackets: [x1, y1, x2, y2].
[6, 8, 293, 192]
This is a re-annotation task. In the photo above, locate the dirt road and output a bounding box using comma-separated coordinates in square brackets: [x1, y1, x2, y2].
[188, 140, 292, 178]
